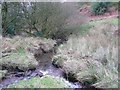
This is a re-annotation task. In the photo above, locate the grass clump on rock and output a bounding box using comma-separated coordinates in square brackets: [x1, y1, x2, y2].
[7, 75, 69, 88]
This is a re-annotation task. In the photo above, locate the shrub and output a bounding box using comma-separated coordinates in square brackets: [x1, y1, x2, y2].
[91, 2, 111, 15]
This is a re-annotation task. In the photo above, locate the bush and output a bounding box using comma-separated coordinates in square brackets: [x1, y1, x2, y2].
[91, 2, 111, 15]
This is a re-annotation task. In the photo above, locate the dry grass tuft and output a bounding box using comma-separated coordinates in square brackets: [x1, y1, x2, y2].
[2, 36, 56, 54]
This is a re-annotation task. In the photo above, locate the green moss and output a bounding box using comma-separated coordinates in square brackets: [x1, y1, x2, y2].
[8, 75, 69, 88]
[39, 75, 68, 88]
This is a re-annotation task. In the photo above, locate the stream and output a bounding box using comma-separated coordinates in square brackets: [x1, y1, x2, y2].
[0, 39, 83, 89]
[0, 63, 82, 89]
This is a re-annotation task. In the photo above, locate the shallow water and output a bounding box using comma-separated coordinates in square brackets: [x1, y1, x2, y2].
[0, 40, 82, 89]
[0, 64, 82, 89]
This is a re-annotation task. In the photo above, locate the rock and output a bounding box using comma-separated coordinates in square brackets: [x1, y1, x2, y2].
[30, 72, 37, 77]
[14, 72, 24, 77]
[34, 69, 43, 77]
[24, 70, 32, 76]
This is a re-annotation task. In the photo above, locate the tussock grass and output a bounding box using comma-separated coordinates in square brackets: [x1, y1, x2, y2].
[1, 36, 56, 70]
[0, 52, 39, 71]
[2, 36, 56, 53]
[53, 18, 118, 88]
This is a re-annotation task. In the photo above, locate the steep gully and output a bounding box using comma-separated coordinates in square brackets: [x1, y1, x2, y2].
[0, 39, 100, 89]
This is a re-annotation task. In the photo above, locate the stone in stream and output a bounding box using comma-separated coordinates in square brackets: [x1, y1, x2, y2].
[25, 69, 44, 77]
[14, 72, 24, 77]
[37, 71, 44, 77]
[33, 69, 43, 77]
[30, 72, 38, 77]
[25, 70, 32, 76]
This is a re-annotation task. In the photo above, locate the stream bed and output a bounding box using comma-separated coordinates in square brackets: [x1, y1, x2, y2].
[0, 64, 82, 89]
[0, 39, 83, 89]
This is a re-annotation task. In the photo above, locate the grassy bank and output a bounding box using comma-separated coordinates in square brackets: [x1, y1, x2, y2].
[52, 18, 118, 88]
[1, 36, 56, 71]
[8, 75, 69, 88]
